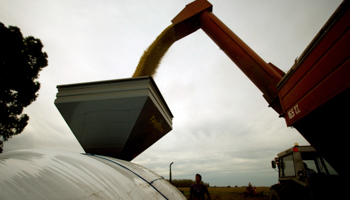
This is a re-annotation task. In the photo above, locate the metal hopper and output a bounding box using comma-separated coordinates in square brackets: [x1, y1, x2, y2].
[54, 76, 173, 161]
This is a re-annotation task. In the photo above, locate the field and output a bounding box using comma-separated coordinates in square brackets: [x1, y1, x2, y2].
[177, 187, 270, 200]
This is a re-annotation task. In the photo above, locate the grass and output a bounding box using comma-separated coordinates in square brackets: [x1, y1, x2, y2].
[177, 187, 270, 200]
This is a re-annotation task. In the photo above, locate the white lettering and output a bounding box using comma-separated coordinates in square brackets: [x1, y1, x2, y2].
[288, 109, 295, 119]
[294, 104, 301, 114]
[288, 104, 301, 119]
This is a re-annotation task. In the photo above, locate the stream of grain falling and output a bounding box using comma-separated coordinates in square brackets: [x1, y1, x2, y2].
[132, 24, 177, 78]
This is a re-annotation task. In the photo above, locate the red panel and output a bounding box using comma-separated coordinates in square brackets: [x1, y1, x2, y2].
[284, 58, 350, 126]
[278, 5, 350, 126]
[283, 29, 350, 109]
[279, 7, 350, 100]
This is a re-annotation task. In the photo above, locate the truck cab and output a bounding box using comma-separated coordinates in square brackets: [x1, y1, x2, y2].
[270, 144, 346, 200]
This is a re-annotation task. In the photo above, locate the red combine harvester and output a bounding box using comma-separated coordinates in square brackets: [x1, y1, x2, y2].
[170, 0, 350, 180]
[170, 0, 350, 199]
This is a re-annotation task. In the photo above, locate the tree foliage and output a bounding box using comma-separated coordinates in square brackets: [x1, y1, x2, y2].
[0, 22, 48, 153]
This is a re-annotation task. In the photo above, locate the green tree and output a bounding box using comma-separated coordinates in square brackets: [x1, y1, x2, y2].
[0, 22, 48, 153]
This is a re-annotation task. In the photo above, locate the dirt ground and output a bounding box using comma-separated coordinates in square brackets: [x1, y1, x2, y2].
[178, 187, 270, 200]
[194, 193, 269, 200]
[183, 193, 269, 200]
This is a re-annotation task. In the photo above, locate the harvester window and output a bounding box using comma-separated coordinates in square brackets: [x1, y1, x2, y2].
[303, 160, 317, 174]
[316, 156, 338, 175]
[301, 152, 339, 176]
[281, 154, 295, 177]
[301, 153, 319, 174]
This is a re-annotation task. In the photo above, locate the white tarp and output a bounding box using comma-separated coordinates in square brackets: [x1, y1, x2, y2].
[0, 148, 185, 200]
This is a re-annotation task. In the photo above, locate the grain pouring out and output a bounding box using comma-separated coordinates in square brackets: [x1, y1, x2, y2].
[132, 25, 177, 78]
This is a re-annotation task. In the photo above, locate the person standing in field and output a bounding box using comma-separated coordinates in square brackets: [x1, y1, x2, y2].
[189, 174, 211, 200]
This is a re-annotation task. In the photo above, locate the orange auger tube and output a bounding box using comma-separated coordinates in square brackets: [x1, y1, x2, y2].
[198, 11, 284, 104]
[171, 0, 284, 108]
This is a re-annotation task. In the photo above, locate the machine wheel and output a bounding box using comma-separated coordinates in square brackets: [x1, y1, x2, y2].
[270, 188, 281, 200]
[270, 182, 309, 200]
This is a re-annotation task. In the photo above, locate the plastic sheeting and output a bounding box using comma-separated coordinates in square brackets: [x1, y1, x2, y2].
[0, 149, 185, 200]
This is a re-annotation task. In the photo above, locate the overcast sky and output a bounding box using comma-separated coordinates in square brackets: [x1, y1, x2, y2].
[1, 0, 342, 187]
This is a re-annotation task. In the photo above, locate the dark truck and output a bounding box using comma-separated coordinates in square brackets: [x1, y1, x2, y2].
[270, 144, 345, 200]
